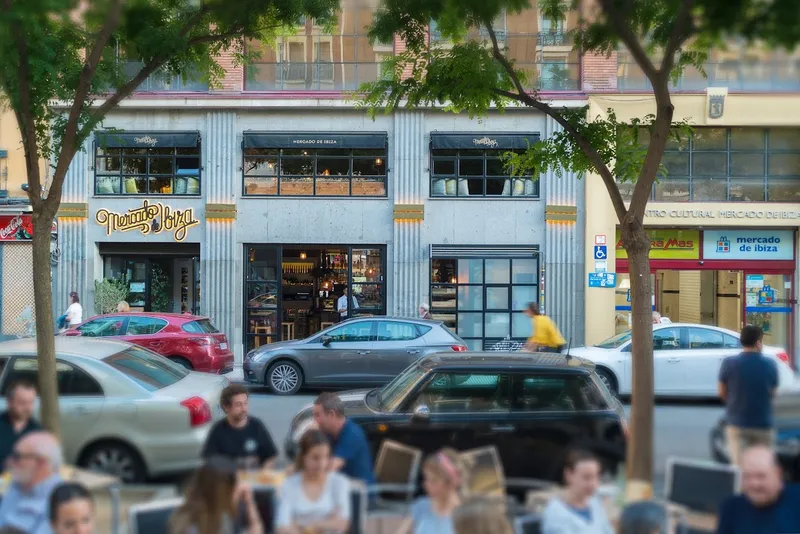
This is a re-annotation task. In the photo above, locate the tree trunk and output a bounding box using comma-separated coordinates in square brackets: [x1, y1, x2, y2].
[31, 211, 60, 436]
[621, 221, 654, 501]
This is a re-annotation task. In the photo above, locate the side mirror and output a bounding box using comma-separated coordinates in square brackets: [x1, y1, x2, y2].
[412, 404, 430, 421]
[321, 335, 332, 346]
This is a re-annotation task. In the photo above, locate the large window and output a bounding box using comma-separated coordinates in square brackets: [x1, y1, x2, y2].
[431, 253, 540, 350]
[243, 133, 388, 197]
[430, 134, 540, 198]
[94, 132, 201, 196]
[621, 128, 800, 202]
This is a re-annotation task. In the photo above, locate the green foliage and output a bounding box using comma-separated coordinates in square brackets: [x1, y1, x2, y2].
[150, 264, 171, 312]
[0, 0, 339, 163]
[94, 278, 129, 315]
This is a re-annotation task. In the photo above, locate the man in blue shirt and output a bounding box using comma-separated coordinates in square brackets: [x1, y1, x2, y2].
[312, 392, 375, 485]
[718, 325, 778, 466]
[717, 446, 800, 534]
[0, 431, 63, 534]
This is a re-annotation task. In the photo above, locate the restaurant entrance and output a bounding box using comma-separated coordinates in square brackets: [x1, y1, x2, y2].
[244, 244, 386, 351]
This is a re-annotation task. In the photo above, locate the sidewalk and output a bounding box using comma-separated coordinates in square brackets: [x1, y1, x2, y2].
[227, 364, 246, 383]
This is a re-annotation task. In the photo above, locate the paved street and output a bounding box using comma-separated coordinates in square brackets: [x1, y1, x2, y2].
[247, 388, 724, 495]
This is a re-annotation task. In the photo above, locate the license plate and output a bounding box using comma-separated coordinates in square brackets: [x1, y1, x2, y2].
[220, 343, 228, 350]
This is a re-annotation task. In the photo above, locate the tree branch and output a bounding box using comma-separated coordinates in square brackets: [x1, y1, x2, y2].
[486, 25, 628, 221]
[661, 0, 695, 75]
[597, 0, 659, 82]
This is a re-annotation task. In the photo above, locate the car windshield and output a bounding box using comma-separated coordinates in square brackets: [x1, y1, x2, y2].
[378, 365, 428, 412]
[182, 319, 219, 334]
[595, 330, 632, 349]
[102, 345, 188, 391]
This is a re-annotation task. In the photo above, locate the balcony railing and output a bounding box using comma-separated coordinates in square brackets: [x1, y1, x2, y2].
[618, 61, 800, 91]
[537, 31, 570, 47]
[122, 61, 209, 92]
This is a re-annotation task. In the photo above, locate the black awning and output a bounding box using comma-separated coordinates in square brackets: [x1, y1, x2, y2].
[243, 132, 388, 150]
[430, 133, 541, 150]
[96, 131, 200, 148]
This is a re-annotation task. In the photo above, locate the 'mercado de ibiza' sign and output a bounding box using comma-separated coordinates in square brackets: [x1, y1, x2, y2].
[95, 200, 200, 242]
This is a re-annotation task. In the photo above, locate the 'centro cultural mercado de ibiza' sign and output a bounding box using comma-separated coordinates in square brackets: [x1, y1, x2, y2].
[95, 200, 200, 242]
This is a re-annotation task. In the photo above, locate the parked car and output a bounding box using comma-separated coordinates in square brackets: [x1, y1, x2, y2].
[243, 317, 469, 395]
[0, 337, 228, 482]
[567, 323, 795, 398]
[62, 312, 234, 374]
[711, 390, 800, 480]
[284, 352, 628, 481]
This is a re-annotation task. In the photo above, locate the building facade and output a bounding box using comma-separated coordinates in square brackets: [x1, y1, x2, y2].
[583, 45, 800, 362]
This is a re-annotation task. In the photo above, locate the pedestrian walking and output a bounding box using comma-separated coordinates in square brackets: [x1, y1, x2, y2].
[49, 482, 95, 534]
[202, 384, 278, 471]
[400, 448, 463, 534]
[716, 446, 800, 534]
[419, 303, 433, 320]
[541, 450, 614, 534]
[62, 292, 83, 330]
[276, 429, 350, 534]
[170, 456, 263, 534]
[524, 303, 566, 353]
[718, 325, 778, 466]
[312, 392, 375, 485]
[0, 381, 41, 468]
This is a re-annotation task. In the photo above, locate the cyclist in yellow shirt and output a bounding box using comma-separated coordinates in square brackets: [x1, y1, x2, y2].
[524, 303, 566, 353]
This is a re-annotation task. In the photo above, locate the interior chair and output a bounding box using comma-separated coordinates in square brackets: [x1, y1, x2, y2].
[127, 497, 183, 534]
[368, 439, 423, 515]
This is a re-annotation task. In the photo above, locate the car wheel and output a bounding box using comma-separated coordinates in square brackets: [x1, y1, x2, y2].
[596, 368, 619, 396]
[266, 360, 303, 395]
[169, 357, 193, 370]
[80, 442, 146, 483]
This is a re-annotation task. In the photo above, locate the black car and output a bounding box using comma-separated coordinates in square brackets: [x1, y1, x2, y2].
[285, 352, 628, 482]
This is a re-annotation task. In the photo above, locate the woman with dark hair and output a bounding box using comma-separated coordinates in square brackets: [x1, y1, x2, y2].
[541, 450, 613, 534]
[64, 292, 83, 329]
[276, 429, 350, 534]
[617, 501, 669, 534]
[49, 482, 94, 534]
[170, 456, 262, 534]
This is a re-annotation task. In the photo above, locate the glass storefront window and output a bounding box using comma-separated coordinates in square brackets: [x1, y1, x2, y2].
[103, 255, 198, 314]
[95, 142, 201, 196]
[430, 254, 540, 349]
[431, 148, 539, 198]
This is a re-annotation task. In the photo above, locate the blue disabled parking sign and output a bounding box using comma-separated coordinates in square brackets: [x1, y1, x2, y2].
[593, 245, 607, 260]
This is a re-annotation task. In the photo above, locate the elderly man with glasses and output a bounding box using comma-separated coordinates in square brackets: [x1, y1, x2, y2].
[0, 431, 62, 534]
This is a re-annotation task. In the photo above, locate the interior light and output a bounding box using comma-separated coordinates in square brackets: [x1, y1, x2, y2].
[300, 252, 307, 260]
[375, 158, 383, 165]
[449, 277, 457, 284]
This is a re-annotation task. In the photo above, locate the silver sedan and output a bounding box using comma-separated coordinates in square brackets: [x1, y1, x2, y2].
[243, 317, 468, 395]
[0, 337, 228, 482]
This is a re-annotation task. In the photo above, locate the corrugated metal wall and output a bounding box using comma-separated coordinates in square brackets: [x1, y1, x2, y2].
[202, 112, 240, 359]
[391, 111, 425, 316]
[543, 116, 586, 346]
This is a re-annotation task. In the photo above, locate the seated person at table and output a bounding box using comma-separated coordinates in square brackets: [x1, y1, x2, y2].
[452, 497, 513, 534]
[541, 450, 614, 534]
[0, 432, 63, 534]
[312, 392, 374, 485]
[0, 381, 41, 468]
[170, 456, 263, 534]
[276, 429, 350, 534]
[717, 446, 800, 534]
[203, 384, 277, 470]
[400, 448, 463, 534]
[49, 482, 95, 534]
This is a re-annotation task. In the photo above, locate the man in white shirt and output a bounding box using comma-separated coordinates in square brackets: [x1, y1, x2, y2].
[336, 288, 358, 321]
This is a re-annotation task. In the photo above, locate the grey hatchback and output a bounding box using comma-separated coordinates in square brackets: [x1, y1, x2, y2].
[243, 317, 468, 395]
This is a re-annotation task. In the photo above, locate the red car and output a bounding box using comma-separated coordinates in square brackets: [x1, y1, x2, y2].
[62, 313, 234, 374]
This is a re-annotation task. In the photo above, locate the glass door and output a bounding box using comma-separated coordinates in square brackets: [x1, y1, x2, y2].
[743, 273, 794, 354]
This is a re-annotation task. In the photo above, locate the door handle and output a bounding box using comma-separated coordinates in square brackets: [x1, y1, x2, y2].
[490, 425, 515, 433]
[407, 350, 420, 355]
[667, 357, 681, 363]
[358, 351, 371, 355]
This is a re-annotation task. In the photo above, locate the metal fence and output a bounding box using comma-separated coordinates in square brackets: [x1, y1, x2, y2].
[1, 243, 36, 340]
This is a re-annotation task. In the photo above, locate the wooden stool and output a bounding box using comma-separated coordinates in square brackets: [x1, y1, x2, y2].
[254, 325, 271, 347]
[282, 322, 295, 340]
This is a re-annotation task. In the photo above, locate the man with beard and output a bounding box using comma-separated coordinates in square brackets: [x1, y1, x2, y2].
[202, 384, 277, 470]
[0, 432, 62, 534]
[0, 382, 41, 469]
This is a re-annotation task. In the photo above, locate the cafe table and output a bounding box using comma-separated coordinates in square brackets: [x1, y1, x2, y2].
[0, 466, 121, 534]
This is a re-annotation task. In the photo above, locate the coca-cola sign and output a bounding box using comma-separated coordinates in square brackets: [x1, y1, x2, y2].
[0, 215, 33, 241]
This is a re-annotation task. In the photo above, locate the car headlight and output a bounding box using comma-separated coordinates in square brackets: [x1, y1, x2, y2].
[291, 417, 318, 442]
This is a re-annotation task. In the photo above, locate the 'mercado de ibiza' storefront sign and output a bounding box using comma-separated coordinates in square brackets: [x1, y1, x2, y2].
[95, 200, 200, 242]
